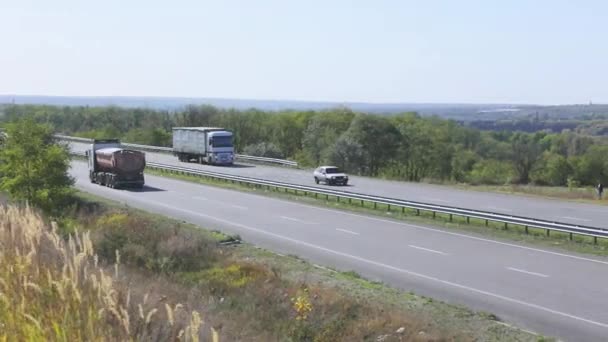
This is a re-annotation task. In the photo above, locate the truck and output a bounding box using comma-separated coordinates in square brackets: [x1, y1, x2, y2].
[87, 139, 146, 189]
[172, 127, 235, 165]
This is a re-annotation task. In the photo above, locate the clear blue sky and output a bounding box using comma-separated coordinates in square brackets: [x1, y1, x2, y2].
[1, 0, 606, 104]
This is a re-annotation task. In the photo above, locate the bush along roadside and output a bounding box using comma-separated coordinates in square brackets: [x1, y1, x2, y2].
[42, 192, 547, 341]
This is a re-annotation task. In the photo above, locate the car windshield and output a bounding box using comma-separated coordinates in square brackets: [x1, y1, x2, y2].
[325, 167, 341, 174]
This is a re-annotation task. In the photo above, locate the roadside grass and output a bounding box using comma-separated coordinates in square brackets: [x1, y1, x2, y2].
[0, 205, 213, 341]
[453, 183, 607, 205]
[146, 167, 608, 257]
[68, 191, 546, 341]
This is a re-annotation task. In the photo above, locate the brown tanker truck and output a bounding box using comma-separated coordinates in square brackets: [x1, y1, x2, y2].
[87, 139, 145, 189]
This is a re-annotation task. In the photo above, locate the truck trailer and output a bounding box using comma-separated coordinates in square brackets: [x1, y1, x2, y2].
[87, 139, 146, 189]
[172, 127, 234, 165]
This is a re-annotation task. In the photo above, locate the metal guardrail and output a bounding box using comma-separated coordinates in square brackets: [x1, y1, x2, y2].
[70, 150, 608, 241]
[55, 134, 299, 167]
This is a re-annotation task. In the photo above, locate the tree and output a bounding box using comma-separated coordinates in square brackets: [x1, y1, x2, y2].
[325, 135, 366, 174]
[301, 110, 354, 166]
[243, 142, 284, 158]
[344, 115, 400, 176]
[0, 118, 74, 214]
[532, 152, 572, 186]
[510, 133, 542, 184]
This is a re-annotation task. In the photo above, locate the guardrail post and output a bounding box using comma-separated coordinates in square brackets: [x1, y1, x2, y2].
[388, 204, 391, 211]
[449, 214, 452, 222]
[525, 226, 529, 234]
[504, 222, 508, 230]
[546, 229, 550, 237]
[360, 200, 364, 206]
[349, 198, 351, 204]
[594, 236, 598, 244]
[485, 220, 488, 226]
[432, 211, 436, 219]
[326, 194, 329, 200]
[466, 217, 470, 224]
[374, 202, 377, 209]
[569, 232, 573, 240]
[416, 209, 420, 216]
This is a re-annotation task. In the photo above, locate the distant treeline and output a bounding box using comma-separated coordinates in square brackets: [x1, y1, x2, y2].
[2, 104, 608, 187]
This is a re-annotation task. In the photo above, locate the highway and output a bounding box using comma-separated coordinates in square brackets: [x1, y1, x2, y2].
[68, 141, 608, 228]
[71, 160, 608, 342]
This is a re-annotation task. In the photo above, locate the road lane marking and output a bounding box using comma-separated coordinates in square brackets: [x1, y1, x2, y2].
[408, 245, 448, 255]
[284, 201, 608, 266]
[336, 228, 360, 235]
[423, 197, 449, 203]
[74, 161, 608, 266]
[280, 216, 303, 222]
[487, 206, 513, 212]
[507, 267, 549, 278]
[193, 196, 208, 201]
[230, 204, 248, 210]
[561, 216, 592, 222]
[117, 195, 608, 330]
[279, 216, 316, 224]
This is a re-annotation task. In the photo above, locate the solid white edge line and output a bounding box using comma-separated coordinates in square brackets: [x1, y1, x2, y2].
[408, 245, 448, 255]
[116, 193, 608, 331]
[507, 267, 550, 278]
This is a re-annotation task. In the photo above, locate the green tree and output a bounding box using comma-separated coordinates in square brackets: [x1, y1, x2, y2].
[532, 152, 572, 186]
[243, 142, 284, 158]
[0, 118, 74, 214]
[345, 114, 400, 176]
[301, 110, 354, 166]
[325, 134, 366, 174]
[510, 133, 542, 184]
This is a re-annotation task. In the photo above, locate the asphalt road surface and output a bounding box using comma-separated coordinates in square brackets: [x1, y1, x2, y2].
[72, 161, 608, 341]
[69, 141, 608, 228]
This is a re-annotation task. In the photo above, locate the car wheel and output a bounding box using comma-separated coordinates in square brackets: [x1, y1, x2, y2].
[315, 177, 319, 184]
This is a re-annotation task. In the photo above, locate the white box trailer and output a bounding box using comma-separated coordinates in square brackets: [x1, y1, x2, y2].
[172, 127, 234, 165]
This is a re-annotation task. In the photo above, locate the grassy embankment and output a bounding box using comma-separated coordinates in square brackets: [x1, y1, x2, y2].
[0, 194, 545, 341]
[0, 205, 215, 341]
[454, 183, 606, 205]
[146, 167, 608, 257]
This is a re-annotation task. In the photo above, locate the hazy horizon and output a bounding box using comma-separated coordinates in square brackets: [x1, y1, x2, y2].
[2, 1, 607, 105]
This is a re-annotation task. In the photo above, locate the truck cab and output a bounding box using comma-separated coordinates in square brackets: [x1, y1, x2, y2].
[207, 131, 234, 164]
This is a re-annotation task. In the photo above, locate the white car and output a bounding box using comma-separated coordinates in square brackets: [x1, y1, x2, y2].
[313, 166, 349, 186]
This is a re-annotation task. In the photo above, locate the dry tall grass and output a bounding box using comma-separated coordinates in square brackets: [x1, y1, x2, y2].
[0, 205, 219, 341]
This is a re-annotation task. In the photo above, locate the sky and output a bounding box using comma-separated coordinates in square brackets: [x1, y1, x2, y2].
[1, 0, 606, 104]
